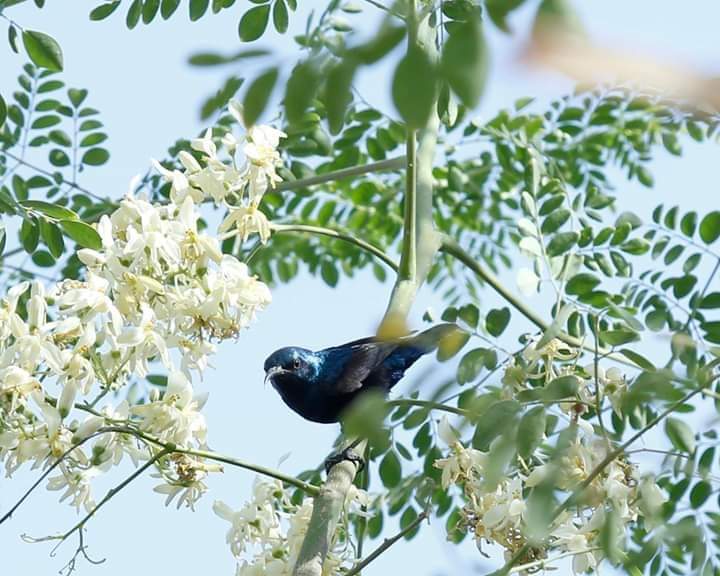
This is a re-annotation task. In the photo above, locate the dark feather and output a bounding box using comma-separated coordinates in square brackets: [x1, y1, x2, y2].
[264, 324, 460, 423]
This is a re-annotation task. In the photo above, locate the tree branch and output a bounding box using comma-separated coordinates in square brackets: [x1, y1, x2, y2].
[292, 442, 366, 576]
[269, 223, 398, 271]
[1, 417, 321, 527]
[439, 234, 641, 370]
[276, 157, 405, 193]
[380, 105, 441, 330]
[292, 8, 439, 576]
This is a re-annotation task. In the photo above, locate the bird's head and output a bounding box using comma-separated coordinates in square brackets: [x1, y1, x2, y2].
[264, 347, 318, 389]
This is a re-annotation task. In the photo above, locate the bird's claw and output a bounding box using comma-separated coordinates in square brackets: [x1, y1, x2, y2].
[324, 447, 365, 475]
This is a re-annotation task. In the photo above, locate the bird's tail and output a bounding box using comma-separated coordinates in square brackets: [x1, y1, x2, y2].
[407, 323, 465, 353]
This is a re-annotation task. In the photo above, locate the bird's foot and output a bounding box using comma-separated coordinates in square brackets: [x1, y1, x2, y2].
[324, 446, 365, 475]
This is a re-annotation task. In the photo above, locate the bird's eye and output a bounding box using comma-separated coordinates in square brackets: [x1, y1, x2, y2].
[293, 357, 302, 369]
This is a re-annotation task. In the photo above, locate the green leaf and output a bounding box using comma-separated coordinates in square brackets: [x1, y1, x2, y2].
[350, 23, 405, 65]
[541, 208, 571, 234]
[188, 48, 269, 66]
[126, 0, 142, 27]
[392, 45, 437, 128]
[440, 14, 487, 108]
[699, 211, 720, 244]
[680, 211, 698, 237]
[618, 349, 655, 371]
[324, 60, 355, 135]
[12, 175, 28, 201]
[399, 506, 419, 537]
[517, 406, 546, 459]
[80, 132, 108, 147]
[486, 307, 510, 337]
[320, 260, 339, 287]
[636, 165, 654, 187]
[67, 88, 88, 108]
[600, 329, 640, 346]
[0, 93, 6, 128]
[32, 249, 55, 267]
[31, 114, 61, 129]
[272, 0, 288, 33]
[20, 200, 78, 220]
[436, 329, 470, 361]
[620, 238, 650, 255]
[546, 231, 578, 256]
[48, 129, 71, 146]
[189, 0, 209, 20]
[0, 225, 5, 256]
[473, 400, 521, 450]
[690, 481, 711, 508]
[458, 303, 479, 328]
[20, 217, 40, 253]
[60, 220, 102, 249]
[242, 67, 278, 127]
[699, 293, 720, 309]
[485, 0, 526, 32]
[22, 30, 64, 71]
[566, 273, 601, 296]
[147, 374, 168, 387]
[284, 60, 321, 124]
[8, 24, 19, 54]
[457, 348, 495, 384]
[516, 375, 580, 403]
[48, 149, 70, 167]
[39, 218, 64, 258]
[238, 4, 271, 42]
[142, 0, 160, 22]
[161, 0, 181, 18]
[82, 147, 110, 166]
[379, 450, 401, 488]
[665, 417, 695, 453]
[90, 1, 121, 20]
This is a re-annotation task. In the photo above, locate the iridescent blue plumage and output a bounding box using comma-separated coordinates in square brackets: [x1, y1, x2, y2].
[264, 324, 456, 423]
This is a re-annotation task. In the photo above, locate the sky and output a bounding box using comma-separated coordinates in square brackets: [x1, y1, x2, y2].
[1, 1, 720, 575]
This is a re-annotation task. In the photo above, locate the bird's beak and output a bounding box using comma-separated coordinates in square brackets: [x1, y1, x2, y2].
[264, 366, 287, 387]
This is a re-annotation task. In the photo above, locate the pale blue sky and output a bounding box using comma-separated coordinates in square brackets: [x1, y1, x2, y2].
[1, 1, 719, 575]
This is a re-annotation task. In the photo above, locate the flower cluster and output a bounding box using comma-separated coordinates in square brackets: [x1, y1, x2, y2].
[0, 105, 282, 515]
[436, 335, 665, 573]
[153, 101, 285, 246]
[435, 416, 663, 573]
[214, 478, 368, 576]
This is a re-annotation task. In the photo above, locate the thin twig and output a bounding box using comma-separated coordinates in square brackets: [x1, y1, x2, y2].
[345, 510, 429, 576]
[439, 234, 641, 370]
[0, 429, 110, 526]
[64, 449, 170, 539]
[509, 547, 601, 574]
[3, 150, 110, 203]
[359, 0, 405, 19]
[270, 223, 398, 271]
[385, 398, 470, 417]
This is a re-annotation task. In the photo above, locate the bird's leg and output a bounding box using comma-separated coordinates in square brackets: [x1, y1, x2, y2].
[324, 438, 365, 475]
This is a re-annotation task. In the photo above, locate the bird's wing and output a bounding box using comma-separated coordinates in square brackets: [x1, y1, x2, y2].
[320, 341, 398, 395]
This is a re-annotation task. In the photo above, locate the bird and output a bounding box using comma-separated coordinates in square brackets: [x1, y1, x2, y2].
[263, 323, 458, 424]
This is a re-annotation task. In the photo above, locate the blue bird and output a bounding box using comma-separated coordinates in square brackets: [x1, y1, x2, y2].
[264, 324, 458, 424]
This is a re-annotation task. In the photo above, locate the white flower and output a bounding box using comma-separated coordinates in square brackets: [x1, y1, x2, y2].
[47, 466, 98, 513]
[517, 267, 540, 296]
[220, 206, 272, 244]
[191, 128, 218, 159]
